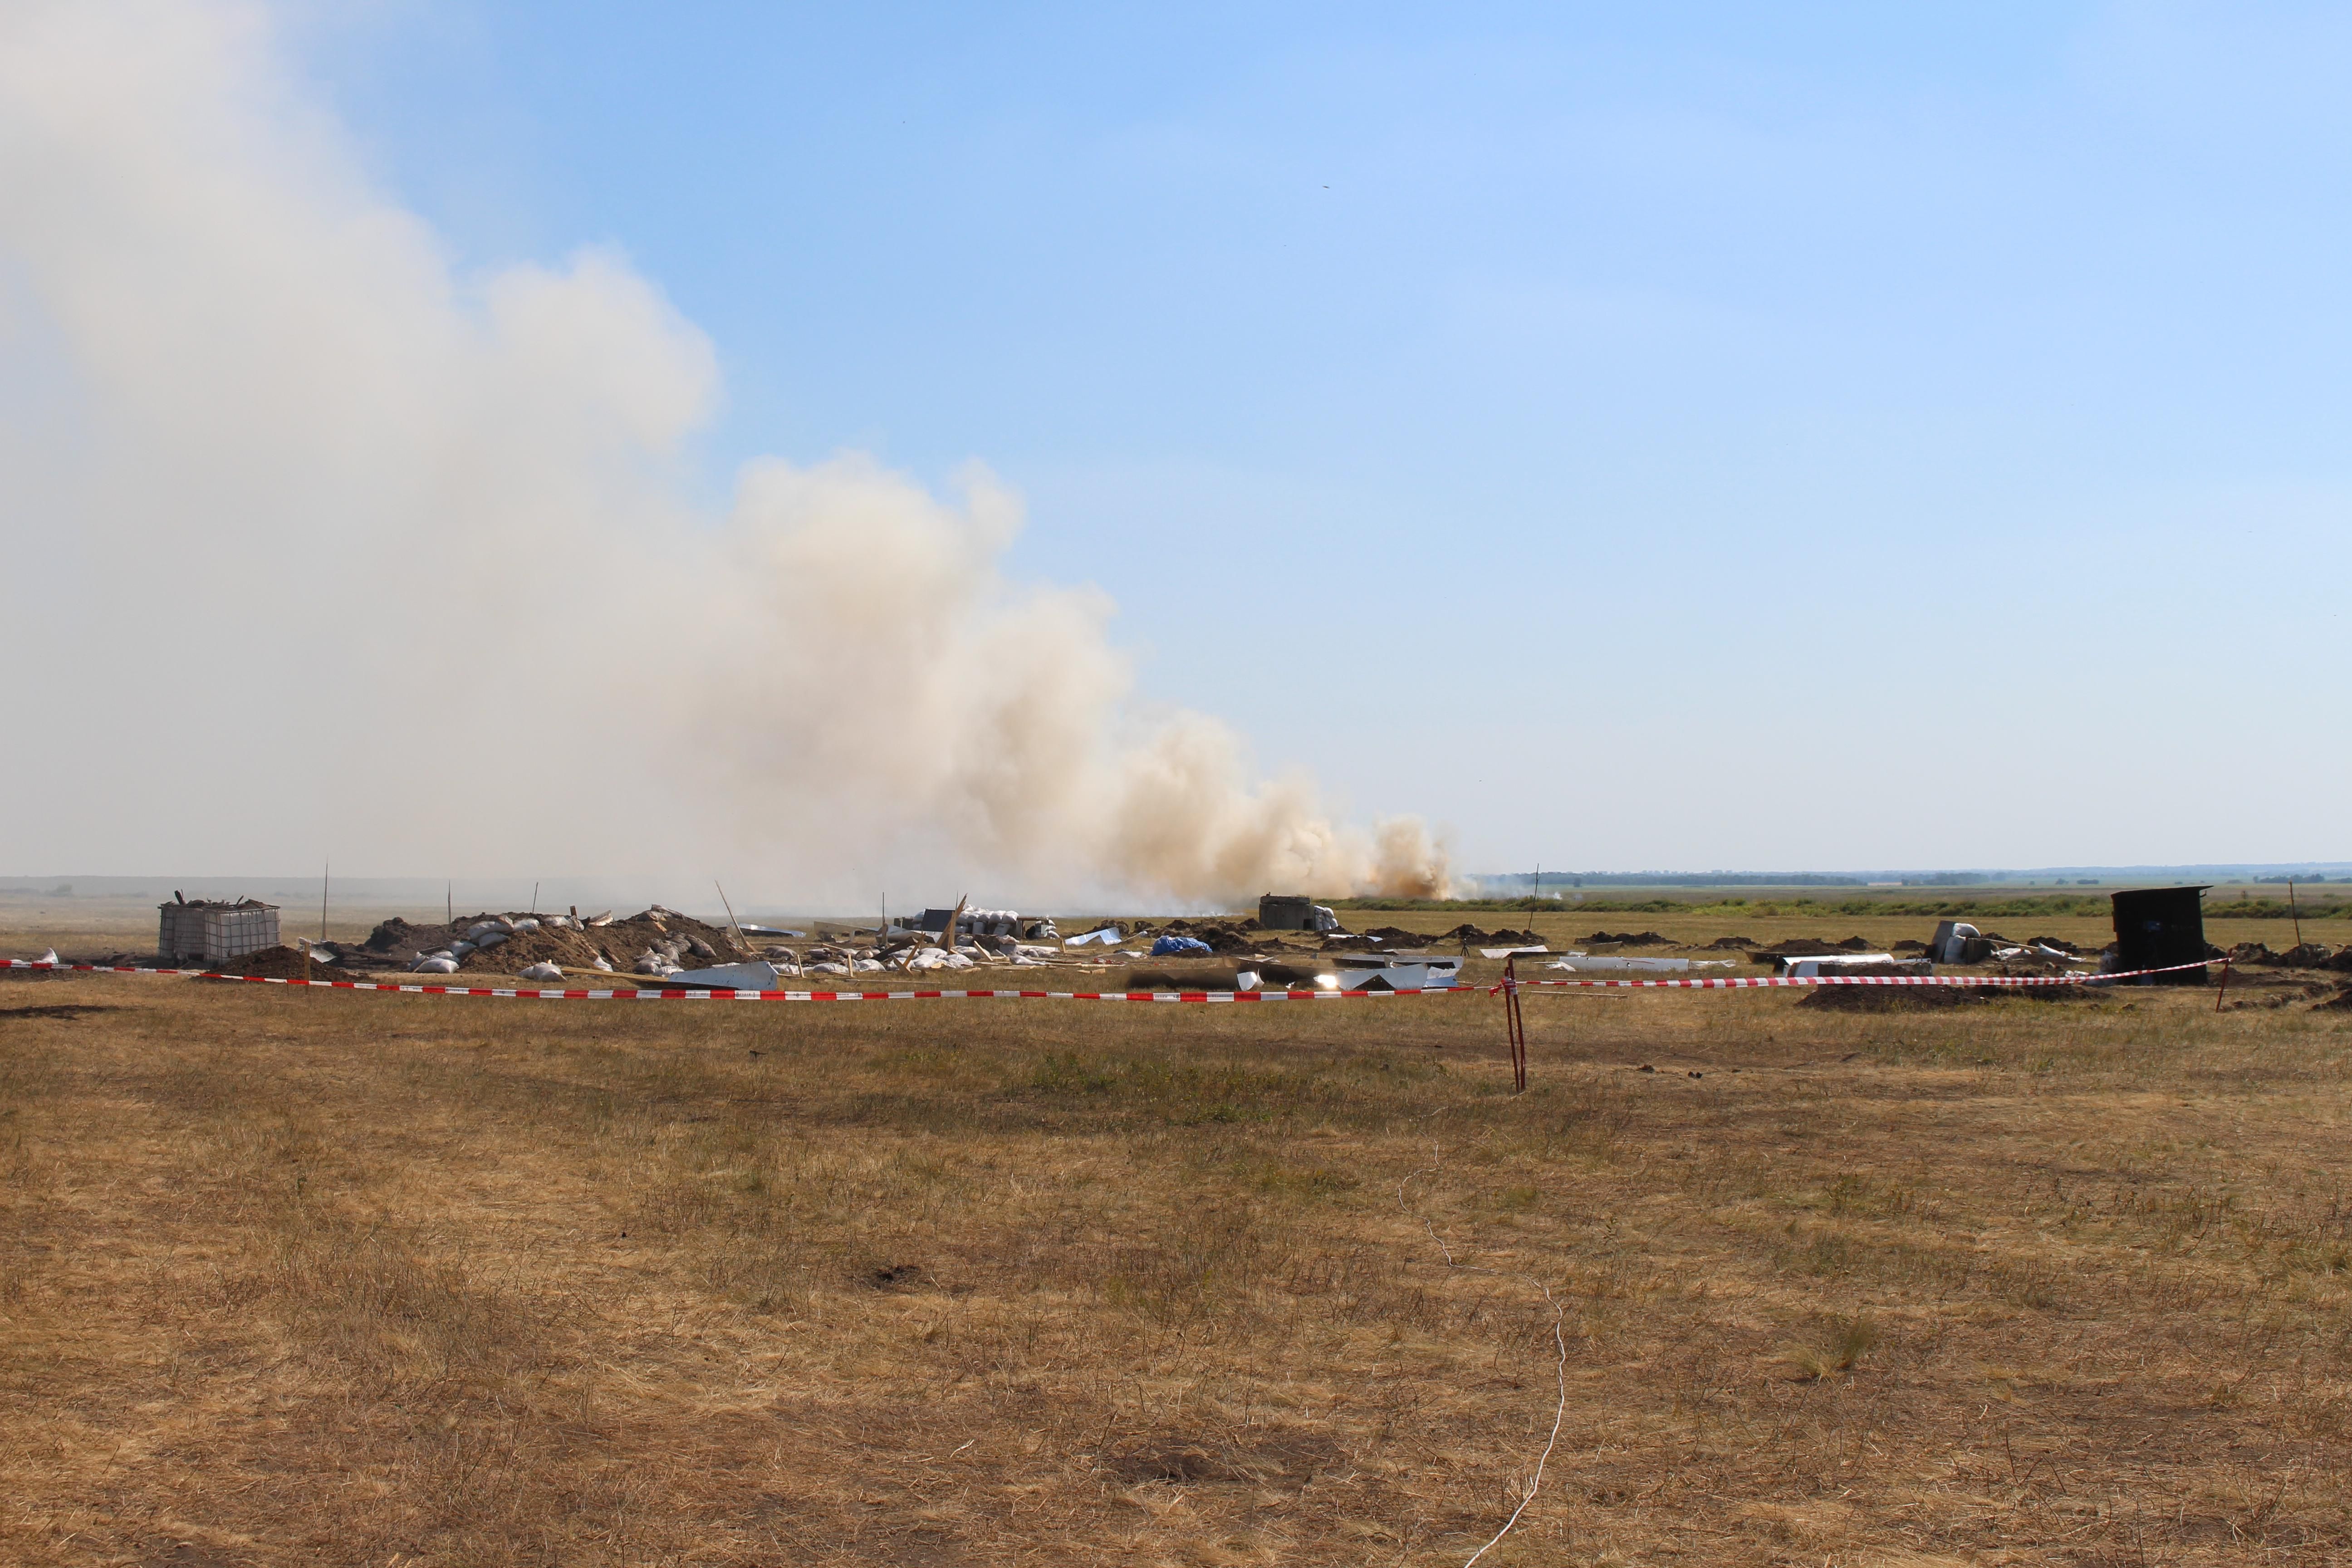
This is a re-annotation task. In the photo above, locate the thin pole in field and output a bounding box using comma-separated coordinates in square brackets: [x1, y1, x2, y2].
[715, 880, 749, 954]
[1503, 953, 1529, 1094]
[2290, 879, 2303, 949]
[320, 861, 329, 941]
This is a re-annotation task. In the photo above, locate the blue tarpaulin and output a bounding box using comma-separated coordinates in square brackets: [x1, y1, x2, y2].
[1150, 934, 1214, 957]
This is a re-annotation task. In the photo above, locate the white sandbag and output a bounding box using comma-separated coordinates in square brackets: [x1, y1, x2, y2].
[512, 918, 540, 933]
[38, 948, 59, 965]
[412, 956, 459, 974]
[853, 958, 883, 972]
[451, 941, 476, 958]
[518, 961, 564, 982]
[472, 930, 508, 950]
[807, 961, 848, 975]
[633, 953, 669, 975]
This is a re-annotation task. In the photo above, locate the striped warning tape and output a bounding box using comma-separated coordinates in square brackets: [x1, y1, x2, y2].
[0, 959, 1467, 1002]
[5, 956, 2216, 1000]
[1499, 957, 2216, 993]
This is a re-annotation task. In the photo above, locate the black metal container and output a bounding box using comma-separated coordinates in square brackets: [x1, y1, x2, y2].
[2110, 886, 2209, 984]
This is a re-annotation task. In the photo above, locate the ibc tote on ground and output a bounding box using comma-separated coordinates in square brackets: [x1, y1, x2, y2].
[158, 896, 280, 963]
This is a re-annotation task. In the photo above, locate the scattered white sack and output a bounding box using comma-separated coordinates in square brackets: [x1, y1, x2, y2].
[942, 951, 974, 969]
[853, 958, 883, 972]
[412, 956, 459, 974]
[39, 948, 60, 965]
[633, 954, 669, 975]
[591, 955, 613, 972]
[1016, 944, 1059, 961]
[1235, 970, 1262, 991]
[518, 962, 563, 982]
[807, 961, 849, 975]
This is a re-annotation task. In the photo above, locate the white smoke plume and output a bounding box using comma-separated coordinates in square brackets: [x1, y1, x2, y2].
[0, 1, 1450, 908]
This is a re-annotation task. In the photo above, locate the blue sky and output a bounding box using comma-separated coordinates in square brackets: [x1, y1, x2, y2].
[286, 2, 2347, 872]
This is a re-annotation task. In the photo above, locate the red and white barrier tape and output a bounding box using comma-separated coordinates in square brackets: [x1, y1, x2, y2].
[1495, 957, 2215, 993]
[0, 959, 1469, 1002]
[6, 956, 2215, 1000]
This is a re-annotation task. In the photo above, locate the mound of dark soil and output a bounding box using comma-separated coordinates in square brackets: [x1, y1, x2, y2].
[1152, 919, 1256, 953]
[1798, 983, 2097, 1012]
[1702, 935, 1759, 950]
[1435, 923, 1539, 944]
[201, 946, 355, 980]
[1891, 939, 1928, 953]
[361, 917, 428, 954]
[1120, 969, 1240, 992]
[1748, 936, 1874, 961]
[1584, 930, 1671, 946]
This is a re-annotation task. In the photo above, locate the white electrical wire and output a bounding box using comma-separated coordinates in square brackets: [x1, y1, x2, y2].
[1400, 1145, 1571, 1567]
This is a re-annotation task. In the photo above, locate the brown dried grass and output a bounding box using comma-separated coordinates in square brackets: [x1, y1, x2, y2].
[2, 926, 2348, 1565]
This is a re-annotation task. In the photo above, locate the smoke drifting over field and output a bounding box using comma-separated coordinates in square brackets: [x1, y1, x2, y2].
[0, 2, 1447, 906]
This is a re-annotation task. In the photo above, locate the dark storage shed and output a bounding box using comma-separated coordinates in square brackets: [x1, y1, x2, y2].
[1259, 894, 1318, 931]
[2110, 886, 2209, 984]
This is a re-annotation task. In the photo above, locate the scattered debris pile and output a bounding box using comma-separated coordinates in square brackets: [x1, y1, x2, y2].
[323, 906, 754, 978]
[1583, 930, 1672, 947]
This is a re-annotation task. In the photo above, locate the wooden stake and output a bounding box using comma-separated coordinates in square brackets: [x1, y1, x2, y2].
[2290, 879, 2303, 950]
[1503, 954, 1528, 1094]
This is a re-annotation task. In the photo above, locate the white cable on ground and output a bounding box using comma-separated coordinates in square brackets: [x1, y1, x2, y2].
[1400, 1143, 1571, 1567]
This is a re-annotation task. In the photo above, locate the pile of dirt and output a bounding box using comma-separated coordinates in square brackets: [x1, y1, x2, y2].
[1891, 939, 1928, 953]
[1583, 930, 1671, 946]
[1798, 984, 2096, 1012]
[2313, 985, 2352, 1012]
[1748, 936, 1873, 960]
[1152, 919, 1258, 954]
[201, 945, 371, 980]
[1701, 935, 1758, 950]
[2026, 935, 2084, 954]
[352, 908, 755, 975]
[1437, 923, 1541, 943]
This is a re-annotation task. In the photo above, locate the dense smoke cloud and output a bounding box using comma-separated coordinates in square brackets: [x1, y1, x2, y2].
[0, 1, 1449, 906]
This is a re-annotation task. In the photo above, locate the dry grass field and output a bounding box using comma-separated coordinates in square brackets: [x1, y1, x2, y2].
[4, 906, 2349, 1566]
